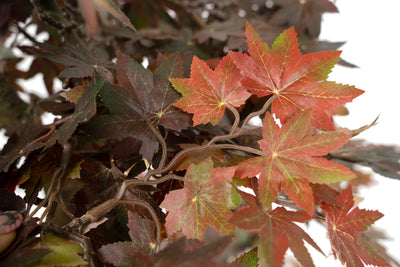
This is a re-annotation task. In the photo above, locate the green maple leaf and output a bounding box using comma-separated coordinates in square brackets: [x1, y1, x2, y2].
[161, 157, 236, 239]
[30, 233, 87, 266]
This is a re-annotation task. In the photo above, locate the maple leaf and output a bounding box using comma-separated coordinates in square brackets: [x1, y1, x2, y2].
[99, 235, 236, 267]
[170, 55, 251, 126]
[46, 76, 105, 148]
[235, 109, 355, 215]
[331, 139, 400, 180]
[87, 52, 191, 161]
[71, 159, 124, 215]
[78, 0, 135, 37]
[194, 19, 246, 44]
[321, 187, 389, 267]
[97, 212, 157, 266]
[127, 211, 157, 254]
[234, 248, 258, 267]
[0, 121, 46, 175]
[270, 0, 338, 38]
[229, 191, 323, 267]
[161, 157, 236, 239]
[30, 233, 87, 266]
[20, 35, 110, 79]
[229, 22, 363, 130]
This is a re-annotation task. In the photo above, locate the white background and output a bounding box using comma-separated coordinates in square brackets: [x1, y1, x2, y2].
[307, 0, 400, 265]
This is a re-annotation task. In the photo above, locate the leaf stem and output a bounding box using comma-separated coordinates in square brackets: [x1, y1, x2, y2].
[146, 119, 168, 171]
[207, 104, 241, 145]
[207, 95, 276, 146]
[30, 0, 77, 31]
[126, 173, 185, 188]
[82, 173, 184, 224]
[146, 143, 263, 179]
[235, 94, 277, 137]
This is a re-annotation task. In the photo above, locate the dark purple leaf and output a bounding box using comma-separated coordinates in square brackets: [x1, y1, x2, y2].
[46, 76, 105, 147]
[127, 211, 156, 254]
[331, 140, 400, 180]
[86, 52, 191, 161]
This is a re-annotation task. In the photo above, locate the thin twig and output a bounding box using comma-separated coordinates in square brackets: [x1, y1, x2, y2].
[56, 194, 74, 219]
[26, 139, 73, 222]
[146, 119, 168, 171]
[26, 167, 61, 221]
[126, 173, 185, 188]
[239, 95, 277, 133]
[15, 23, 38, 44]
[226, 104, 241, 134]
[146, 143, 263, 180]
[207, 95, 277, 146]
[83, 173, 184, 223]
[207, 104, 241, 146]
[22, 115, 71, 153]
[30, 0, 66, 30]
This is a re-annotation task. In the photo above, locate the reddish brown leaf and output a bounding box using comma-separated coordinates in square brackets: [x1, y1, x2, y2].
[161, 158, 236, 239]
[230, 203, 323, 267]
[99, 242, 146, 266]
[127, 211, 156, 255]
[229, 23, 363, 130]
[321, 187, 388, 267]
[235, 109, 354, 215]
[171, 55, 251, 126]
[99, 236, 236, 267]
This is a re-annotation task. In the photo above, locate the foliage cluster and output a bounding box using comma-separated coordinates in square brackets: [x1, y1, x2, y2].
[1, 0, 400, 266]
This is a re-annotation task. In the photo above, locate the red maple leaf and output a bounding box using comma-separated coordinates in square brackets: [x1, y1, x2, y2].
[229, 22, 363, 130]
[161, 158, 236, 239]
[170, 55, 251, 126]
[321, 187, 388, 267]
[235, 109, 355, 215]
[229, 191, 324, 267]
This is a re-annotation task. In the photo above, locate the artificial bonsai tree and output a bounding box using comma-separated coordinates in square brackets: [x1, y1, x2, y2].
[0, 0, 399, 266]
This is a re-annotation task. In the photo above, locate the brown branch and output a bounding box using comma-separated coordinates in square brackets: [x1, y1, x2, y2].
[30, 0, 76, 31]
[26, 167, 60, 221]
[83, 173, 184, 223]
[207, 103, 241, 146]
[233, 94, 277, 138]
[146, 119, 168, 171]
[146, 142, 263, 180]
[15, 23, 38, 44]
[26, 140, 74, 222]
[207, 95, 277, 146]
[56, 194, 74, 220]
